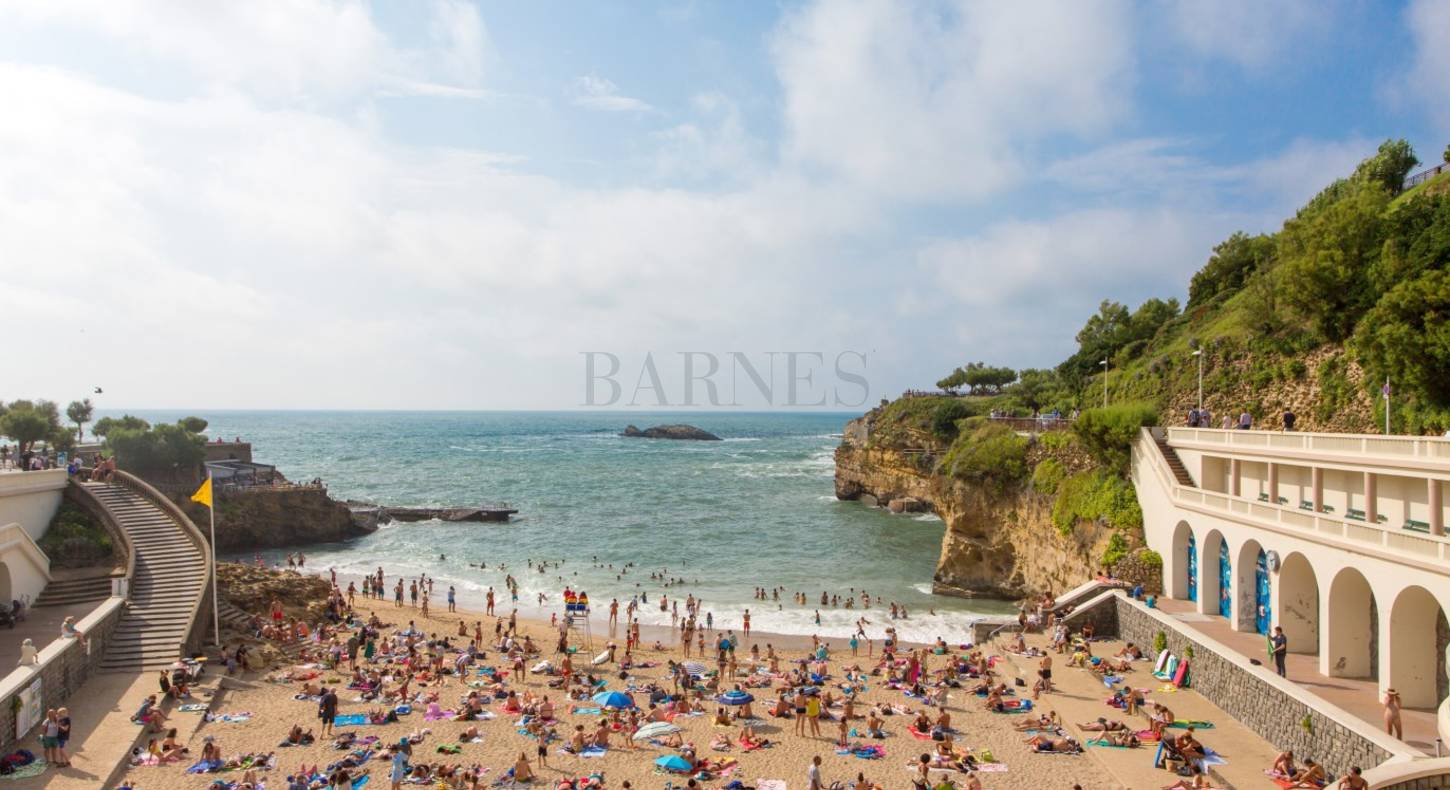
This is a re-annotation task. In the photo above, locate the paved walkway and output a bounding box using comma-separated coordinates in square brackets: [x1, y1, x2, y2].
[1155, 598, 1440, 753]
[997, 628, 1281, 789]
[0, 600, 102, 668]
[6, 672, 152, 789]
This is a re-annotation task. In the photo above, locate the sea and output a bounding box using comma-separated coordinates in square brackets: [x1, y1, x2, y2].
[117, 410, 1016, 642]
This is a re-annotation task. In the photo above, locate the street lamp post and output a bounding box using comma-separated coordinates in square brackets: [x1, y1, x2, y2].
[1193, 349, 1203, 411]
[1100, 359, 1109, 408]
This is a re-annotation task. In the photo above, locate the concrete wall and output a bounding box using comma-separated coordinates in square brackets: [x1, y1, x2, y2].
[0, 469, 67, 541]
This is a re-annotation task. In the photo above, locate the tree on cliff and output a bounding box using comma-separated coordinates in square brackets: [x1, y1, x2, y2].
[937, 362, 1015, 395]
[178, 416, 209, 434]
[66, 398, 94, 441]
[1353, 138, 1418, 195]
[106, 422, 206, 471]
[93, 414, 150, 438]
[0, 399, 72, 458]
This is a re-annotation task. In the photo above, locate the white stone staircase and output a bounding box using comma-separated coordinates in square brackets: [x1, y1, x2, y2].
[83, 481, 208, 671]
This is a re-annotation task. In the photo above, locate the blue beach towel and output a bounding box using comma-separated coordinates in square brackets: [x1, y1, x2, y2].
[335, 713, 370, 726]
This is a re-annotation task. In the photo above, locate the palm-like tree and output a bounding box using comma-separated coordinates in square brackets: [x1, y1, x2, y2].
[66, 398, 94, 442]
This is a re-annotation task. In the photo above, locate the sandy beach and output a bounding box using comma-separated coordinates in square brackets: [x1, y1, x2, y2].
[105, 575, 1276, 790]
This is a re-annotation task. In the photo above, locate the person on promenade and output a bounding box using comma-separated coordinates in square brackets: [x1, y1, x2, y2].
[1271, 626, 1288, 677]
[61, 616, 86, 648]
[1383, 688, 1403, 739]
[40, 708, 62, 767]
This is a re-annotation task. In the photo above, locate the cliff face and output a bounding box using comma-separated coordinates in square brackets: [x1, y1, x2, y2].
[176, 487, 373, 554]
[835, 433, 1114, 598]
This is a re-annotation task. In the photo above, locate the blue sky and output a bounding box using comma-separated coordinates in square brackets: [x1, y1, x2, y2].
[2, 0, 1448, 410]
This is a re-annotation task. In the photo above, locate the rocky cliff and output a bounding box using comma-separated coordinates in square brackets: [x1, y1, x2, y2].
[836, 432, 1114, 598]
[176, 487, 373, 554]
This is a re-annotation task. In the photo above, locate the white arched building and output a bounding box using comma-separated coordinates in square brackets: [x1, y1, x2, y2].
[0, 469, 66, 606]
[1133, 428, 1450, 715]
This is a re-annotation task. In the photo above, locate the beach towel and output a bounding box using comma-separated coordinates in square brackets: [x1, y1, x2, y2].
[571, 708, 602, 716]
[0, 760, 48, 780]
[334, 713, 370, 726]
[757, 780, 786, 790]
[905, 727, 934, 741]
[424, 708, 457, 722]
[178, 703, 209, 712]
[1085, 739, 1134, 749]
[186, 759, 224, 774]
[1166, 720, 1214, 729]
[203, 712, 252, 724]
[974, 763, 1008, 773]
[835, 745, 885, 760]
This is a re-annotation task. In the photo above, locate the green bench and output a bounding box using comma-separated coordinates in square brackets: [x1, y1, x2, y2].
[1404, 519, 1431, 533]
[1346, 508, 1366, 521]
[1257, 493, 1269, 502]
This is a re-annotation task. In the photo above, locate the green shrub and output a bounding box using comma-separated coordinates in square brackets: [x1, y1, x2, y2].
[39, 502, 114, 568]
[941, 423, 1029, 490]
[1031, 458, 1067, 495]
[1039, 431, 1073, 452]
[1052, 469, 1143, 535]
[1139, 548, 1163, 567]
[1153, 631, 1167, 655]
[1101, 531, 1129, 568]
[929, 399, 978, 442]
[1071, 402, 1158, 472]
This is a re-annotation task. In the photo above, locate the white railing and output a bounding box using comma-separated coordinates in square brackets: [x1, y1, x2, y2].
[1138, 429, 1450, 565]
[1166, 427, 1450, 463]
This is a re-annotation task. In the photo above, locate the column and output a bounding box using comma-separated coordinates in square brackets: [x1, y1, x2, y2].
[1431, 478, 1444, 536]
[1230, 458, 1241, 497]
[1365, 472, 1377, 523]
[1267, 462, 1278, 504]
[1311, 467, 1323, 513]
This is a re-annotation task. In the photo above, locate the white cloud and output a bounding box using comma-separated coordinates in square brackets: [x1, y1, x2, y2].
[571, 75, 653, 112]
[0, 0, 489, 102]
[1399, 0, 1450, 133]
[1163, 0, 1324, 69]
[770, 0, 1134, 201]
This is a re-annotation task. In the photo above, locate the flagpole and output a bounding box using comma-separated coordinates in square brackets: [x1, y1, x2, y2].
[209, 470, 220, 647]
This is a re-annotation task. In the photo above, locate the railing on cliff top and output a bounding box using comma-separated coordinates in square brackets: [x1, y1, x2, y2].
[112, 469, 215, 651]
[1165, 426, 1450, 464]
[1403, 162, 1448, 191]
[988, 416, 1073, 433]
[1136, 428, 1450, 568]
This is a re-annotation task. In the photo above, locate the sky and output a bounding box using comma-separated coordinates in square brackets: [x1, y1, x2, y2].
[2, 0, 1448, 411]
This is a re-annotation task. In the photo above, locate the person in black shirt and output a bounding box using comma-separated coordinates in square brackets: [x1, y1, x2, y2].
[1271, 626, 1288, 677]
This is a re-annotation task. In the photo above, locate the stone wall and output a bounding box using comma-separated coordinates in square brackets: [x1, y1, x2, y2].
[1070, 592, 1398, 776]
[0, 598, 125, 753]
[1117, 597, 1394, 775]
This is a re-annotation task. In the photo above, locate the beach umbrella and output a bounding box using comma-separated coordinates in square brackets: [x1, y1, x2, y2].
[716, 690, 754, 706]
[655, 755, 693, 773]
[631, 721, 681, 740]
[682, 662, 707, 675]
[592, 690, 635, 710]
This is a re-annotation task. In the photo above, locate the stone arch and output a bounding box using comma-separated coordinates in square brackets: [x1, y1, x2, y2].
[1170, 520, 1195, 601]
[1325, 567, 1376, 679]
[1388, 585, 1448, 708]
[1276, 552, 1318, 655]
[1234, 538, 1269, 633]
[1198, 530, 1228, 618]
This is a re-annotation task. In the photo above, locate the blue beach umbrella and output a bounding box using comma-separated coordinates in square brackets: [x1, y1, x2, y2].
[716, 690, 754, 706]
[592, 690, 635, 710]
[655, 755, 692, 773]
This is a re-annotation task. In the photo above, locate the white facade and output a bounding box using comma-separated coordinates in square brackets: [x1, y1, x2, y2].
[1133, 428, 1450, 716]
[0, 470, 63, 605]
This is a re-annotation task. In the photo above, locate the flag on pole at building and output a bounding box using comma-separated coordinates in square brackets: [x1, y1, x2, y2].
[191, 476, 213, 508]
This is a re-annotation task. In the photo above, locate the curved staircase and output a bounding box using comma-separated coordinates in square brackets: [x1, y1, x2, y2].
[83, 480, 209, 671]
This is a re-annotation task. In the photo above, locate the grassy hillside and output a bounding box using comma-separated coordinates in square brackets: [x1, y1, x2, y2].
[931, 139, 1450, 435]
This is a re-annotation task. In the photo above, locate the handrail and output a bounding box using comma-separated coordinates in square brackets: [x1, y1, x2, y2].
[0, 523, 52, 585]
[111, 470, 213, 649]
[1165, 426, 1450, 465]
[64, 481, 135, 594]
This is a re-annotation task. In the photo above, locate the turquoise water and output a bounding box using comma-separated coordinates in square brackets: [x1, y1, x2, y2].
[119, 411, 1014, 640]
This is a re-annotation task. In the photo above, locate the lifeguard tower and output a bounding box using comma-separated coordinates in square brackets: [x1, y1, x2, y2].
[562, 588, 594, 653]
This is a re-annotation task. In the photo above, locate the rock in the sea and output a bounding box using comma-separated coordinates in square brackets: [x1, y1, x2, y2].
[620, 424, 722, 441]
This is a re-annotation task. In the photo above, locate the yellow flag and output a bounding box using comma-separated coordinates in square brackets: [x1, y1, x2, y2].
[191, 476, 213, 509]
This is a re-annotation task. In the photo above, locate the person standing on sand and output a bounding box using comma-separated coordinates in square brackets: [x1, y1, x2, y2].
[447, 586, 456, 613]
[1035, 654, 1053, 699]
[808, 755, 823, 790]
[486, 587, 495, 616]
[743, 609, 751, 638]
[1383, 688, 1403, 739]
[318, 684, 338, 736]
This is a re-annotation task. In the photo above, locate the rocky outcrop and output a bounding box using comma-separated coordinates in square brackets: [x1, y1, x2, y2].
[835, 413, 1125, 599]
[175, 487, 373, 554]
[621, 424, 722, 441]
